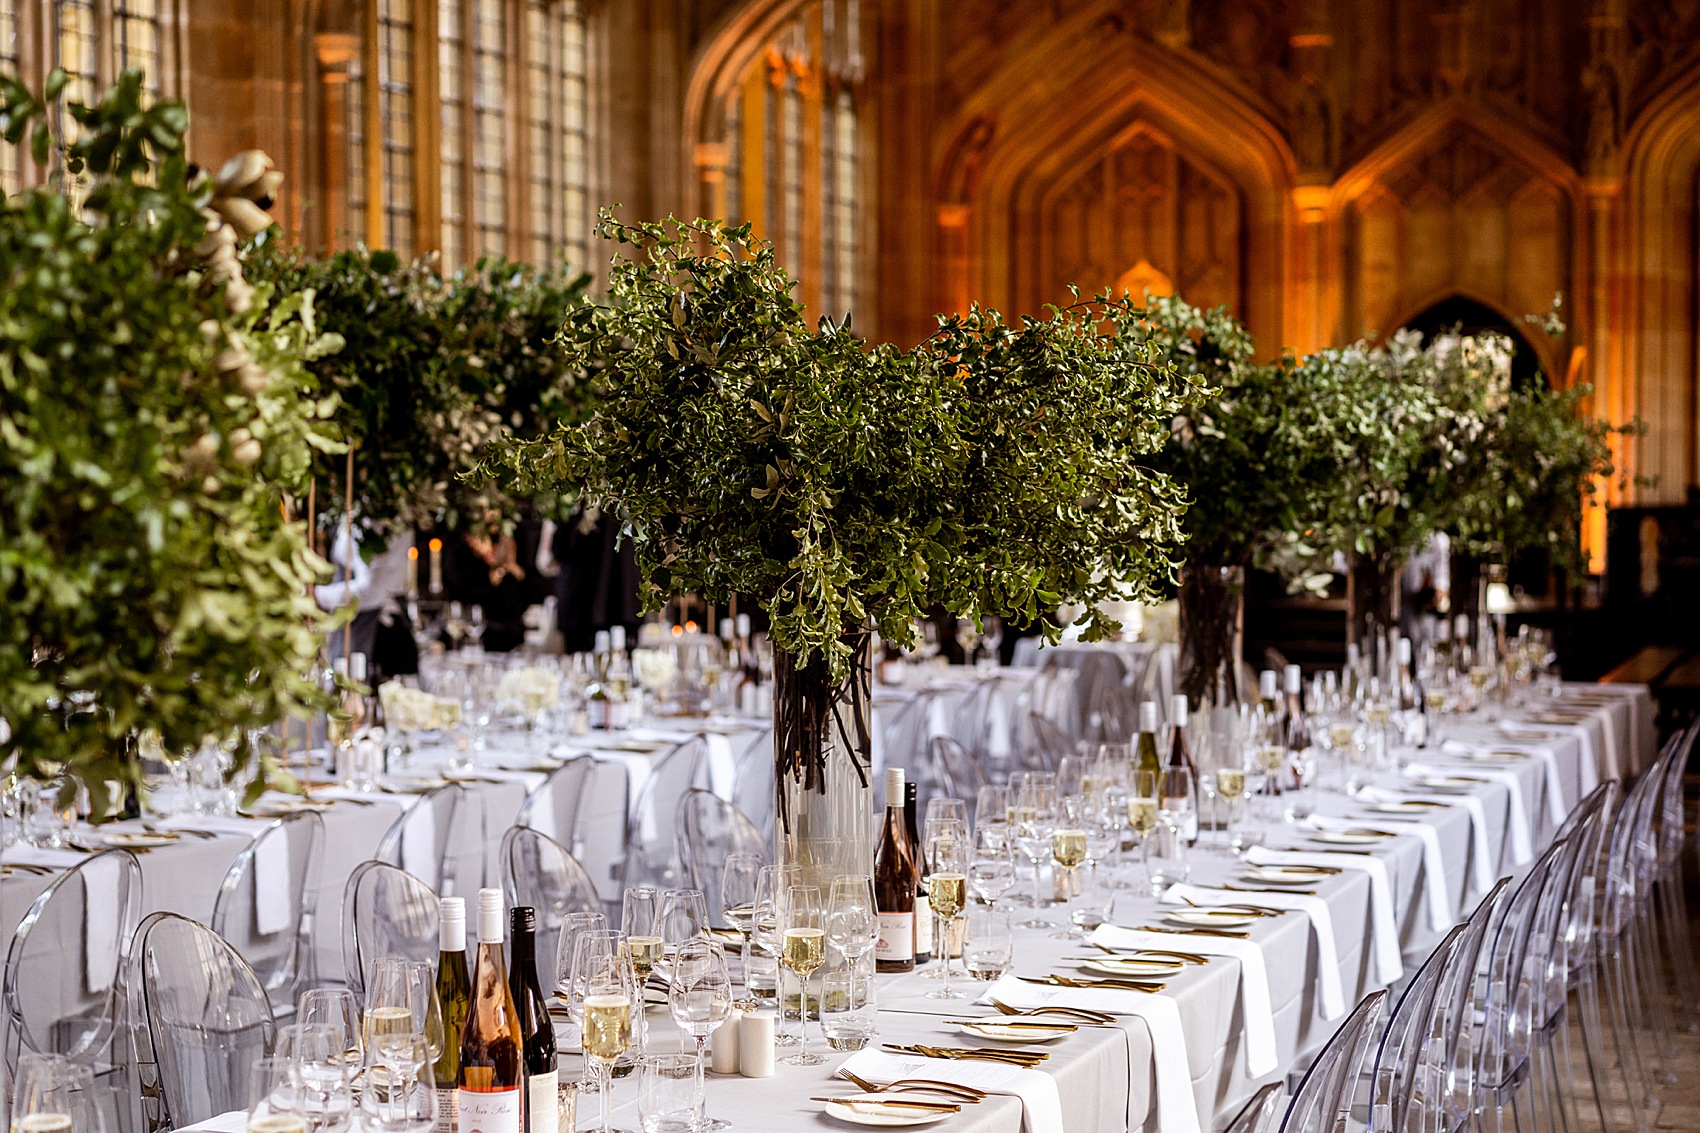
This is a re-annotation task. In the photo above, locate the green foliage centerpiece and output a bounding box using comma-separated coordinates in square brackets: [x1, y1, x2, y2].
[484, 213, 1198, 885]
[0, 71, 340, 801]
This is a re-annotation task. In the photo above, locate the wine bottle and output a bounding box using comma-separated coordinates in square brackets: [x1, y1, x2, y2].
[1282, 664, 1309, 752]
[508, 907, 557, 1133]
[433, 897, 471, 1133]
[458, 888, 522, 1133]
[873, 768, 916, 973]
[904, 779, 932, 963]
[1394, 635, 1427, 747]
[1162, 694, 1199, 843]
[1134, 700, 1161, 778]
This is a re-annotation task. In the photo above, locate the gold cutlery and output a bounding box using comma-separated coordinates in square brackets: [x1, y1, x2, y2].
[1090, 942, 1213, 963]
[839, 1069, 988, 1099]
[813, 1097, 963, 1113]
[1223, 884, 1318, 896]
[948, 1018, 1077, 1031]
[1019, 974, 1165, 992]
[1137, 923, 1249, 939]
[1276, 846, 1373, 856]
[987, 998, 1119, 1022]
[883, 1043, 1047, 1066]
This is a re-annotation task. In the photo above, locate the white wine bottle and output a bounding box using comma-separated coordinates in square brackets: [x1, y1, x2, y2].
[433, 897, 471, 1133]
[509, 907, 558, 1133]
[458, 888, 522, 1133]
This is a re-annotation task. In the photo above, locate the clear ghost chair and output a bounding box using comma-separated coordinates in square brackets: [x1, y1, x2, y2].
[880, 692, 939, 788]
[1471, 837, 1571, 1133]
[3, 849, 142, 1129]
[1437, 877, 1513, 1133]
[1027, 713, 1072, 775]
[516, 757, 596, 846]
[374, 781, 479, 897]
[621, 736, 717, 891]
[930, 736, 988, 804]
[209, 810, 323, 1016]
[566, 757, 634, 914]
[499, 825, 602, 985]
[1650, 722, 1699, 1031]
[340, 860, 440, 999]
[1225, 1082, 1285, 1133]
[128, 911, 275, 1133]
[949, 680, 998, 761]
[1368, 922, 1467, 1133]
[731, 727, 777, 832]
[1279, 990, 1388, 1133]
[674, 789, 767, 926]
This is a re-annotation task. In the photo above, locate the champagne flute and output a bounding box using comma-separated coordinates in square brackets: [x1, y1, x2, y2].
[621, 886, 661, 1059]
[968, 823, 1016, 907]
[1128, 770, 1160, 896]
[925, 831, 969, 999]
[826, 875, 877, 965]
[574, 929, 638, 1133]
[1012, 780, 1057, 928]
[720, 852, 762, 1005]
[780, 885, 827, 1066]
[667, 939, 733, 1130]
[367, 958, 444, 1062]
[1049, 795, 1089, 940]
[1215, 764, 1249, 851]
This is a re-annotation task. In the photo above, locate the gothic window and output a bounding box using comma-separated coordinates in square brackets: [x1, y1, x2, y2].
[719, 0, 865, 319]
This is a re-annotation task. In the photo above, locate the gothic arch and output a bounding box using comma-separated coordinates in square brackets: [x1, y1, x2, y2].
[937, 18, 1295, 352]
[1327, 100, 1580, 378]
[1620, 65, 1700, 503]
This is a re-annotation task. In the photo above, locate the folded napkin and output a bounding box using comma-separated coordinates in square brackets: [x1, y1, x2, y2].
[975, 975, 1195, 1133]
[1440, 739, 1566, 824]
[252, 822, 293, 937]
[703, 733, 737, 799]
[1358, 786, 1494, 894]
[1305, 815, 1451, 931]
[1090, 924, 1277, 1078]
[1500, 719, 1600, 792]
[80, 852, 122, 994]
[172, 1112, 247, 1133]
[1245, 846, 1401, 985]
[625, 727, 695, 745]
[401, 802, 439, 882]
[1160, 883, 1344, 1020]
[838, 1046, 1067, 1133]
[2, 845, 94, 870]
[927, 697, 950, 741]
[1406, 761, 1531, 866]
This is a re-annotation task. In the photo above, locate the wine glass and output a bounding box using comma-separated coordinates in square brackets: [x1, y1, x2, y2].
[466, 605, 486, 650]
[925, 796, 970, 830]
[750, 864, 797, 1025]
[969, 823, 1016, 907]
[980, 616, 1004, 665]
[779, 885, 827, 1066]
[621, 887, 661, 1058]
[277, 1023, 354, 1132]
[925, 829, 969, 999]
[360, 1033, 434, 1133]
[367, 958, 444, 1063]
[553, 910, 607, 1093]
[1158, 758, 1195, 843]
[11, 1053, 79, 1133]
[1216, 763, 1250, 851]
[826, 874, 877, 965]
[667, 939, 733, 1130]
[299, 988, 363, 1073]
[1049, 795, 1089, 940]
[247, 1056, 308, 1133]
[660, 888, 709, 960]
[1128, 769, 1160, 895]
[973, 784, 1009, 834]
[574, 929, 638, 1133]
[1012, 779, 1057, 928]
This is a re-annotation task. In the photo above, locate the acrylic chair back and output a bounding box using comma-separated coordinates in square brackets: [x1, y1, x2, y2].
[1370, 923, 1467, 1133]
[129, 911, 275, 1133]
[374, 781, 479, 896]
[1472, 837, 1568, 1113]
[731, 727, 777, 833]
[3, 848, 143, 1070]
[675, 789, 767, 927]
[516, 757, 595, 846]
[1280, 989, 1388, 1133]
[1436, 877, 1512, 1133]
[209, 810, 323, 1015]
[622, 736, 717, 891]
[930, 735, 988, 806]
[340, 859, 440, 999]
[499, 825, 602, 986]
[1225, 1081, 1285, 1133]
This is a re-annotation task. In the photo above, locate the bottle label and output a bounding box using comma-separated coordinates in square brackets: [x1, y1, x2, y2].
[527, 1070, 559, 1133]
[914, 895, 933, 956]
[457, 1087, 521, 1133]
[434, 1087, 459, 1133]
[875, 912, 914, 962]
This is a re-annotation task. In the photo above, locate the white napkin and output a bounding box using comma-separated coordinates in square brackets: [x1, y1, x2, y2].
[1244, 846, 1401, 985]
[401, 802, 439, 882]
[974, 976, 1195, 1133]
[926, 697, 950, 741]
[703, 733, 737, 799]
[838, 1046, 1067, 1133]
[1501, 719, 1600, 792]
[2, 846, 93, 870]
[1406, 761, 1531, 866]
[1090, 924, 1277, 1078]
[172, 1112, 247, 1132]
[80, 853, 122, 994]
[1305, 815, 1451, 932]
[157, 814, 273, 836]
[1160, 883, 1344, 1020]
[252, 823, 293, 937]
[1358, 786, 1494, 894]
[1440, 739, 1567, 824]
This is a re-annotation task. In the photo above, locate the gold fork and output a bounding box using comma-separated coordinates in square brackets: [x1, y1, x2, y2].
[838, 1069, 987, 1101]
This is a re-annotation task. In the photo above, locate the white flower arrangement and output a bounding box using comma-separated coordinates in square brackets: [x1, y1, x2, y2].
[497, 666, 561, 714]
[631, 647, 679, 692]
[378, 681, 462, 732]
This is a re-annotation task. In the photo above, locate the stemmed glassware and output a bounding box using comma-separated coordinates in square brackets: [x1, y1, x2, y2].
[360, 1033, 433, 1133]
[13, 1053, 101, 1133]
[572, 929, 638, 1133]
[973, 784, 1009, 835]
[1215, 763, 1250, 851]
[248, 1056, 308, 1133]
[1012, 778, 1057, 928]
[969, 823, 1016, 908]
[667, 939, 733, 1131]
[750, 865, 798, 1029]
[779, 885, 827, 1066]
[366, 958, 444, 1064]
[299, 988, 363, 1073]
[1049, 795, 1089, 940]
[1127, 770, 1160, 895]
[554, 911, 608, 1093]
[277, 1023, 356, 1132]
[925, 828, 969, 999]
[719, 853, 762, 1004]
[825, 875, 878, 968]
[621, 886, 662, 1059]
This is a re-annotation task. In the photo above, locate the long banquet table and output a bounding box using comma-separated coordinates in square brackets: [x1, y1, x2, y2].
[1, 677, 1656, 1133]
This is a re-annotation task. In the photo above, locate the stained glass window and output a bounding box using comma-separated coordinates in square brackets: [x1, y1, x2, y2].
[377, 0, 415, 255]
[470, 0, 505, 259]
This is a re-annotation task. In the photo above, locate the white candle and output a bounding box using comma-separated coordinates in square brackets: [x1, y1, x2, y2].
[737, 1011, 775, 1078]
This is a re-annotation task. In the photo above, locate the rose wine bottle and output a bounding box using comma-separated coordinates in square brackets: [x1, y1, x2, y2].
[873, 768, 917, 973]
[458, 889, 522, 1133]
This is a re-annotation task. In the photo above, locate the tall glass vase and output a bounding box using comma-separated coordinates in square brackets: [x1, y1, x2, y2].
[773, 630, 875, 894]
[1347, 553, 1402, 665]
[1177, 564, 1246, 708]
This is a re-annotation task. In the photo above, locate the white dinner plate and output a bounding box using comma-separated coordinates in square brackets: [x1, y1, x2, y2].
[1079, 956, 1184, 978]
[1164, 909, 1257, 929]
[244, 798, 332, 816]
[1366, 801, 1441, 816]
[97, 831, 179, 849]
[820, 1097, 955, 1126]
[957, 1019, 1075, 1043]
[1242, 866, 1333, 885]
[1414, 776, 1485, 790]
[1307, 830, 1386, 846]
[1458, 750, 1531, 763]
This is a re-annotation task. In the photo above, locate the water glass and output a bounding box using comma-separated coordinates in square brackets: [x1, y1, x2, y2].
[247, 1056, 308, 1133]
[298, 988, 363, 1072]
[359, 1034, 434, 1133]
[637, 1053, 699, 1133]
[968, 824, 1016, 907]
[23, 782, 73, 850]
[963, 904, 1014, 981]
[1146, 822, 1191, 891]
[821, 958, 878, 1050]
